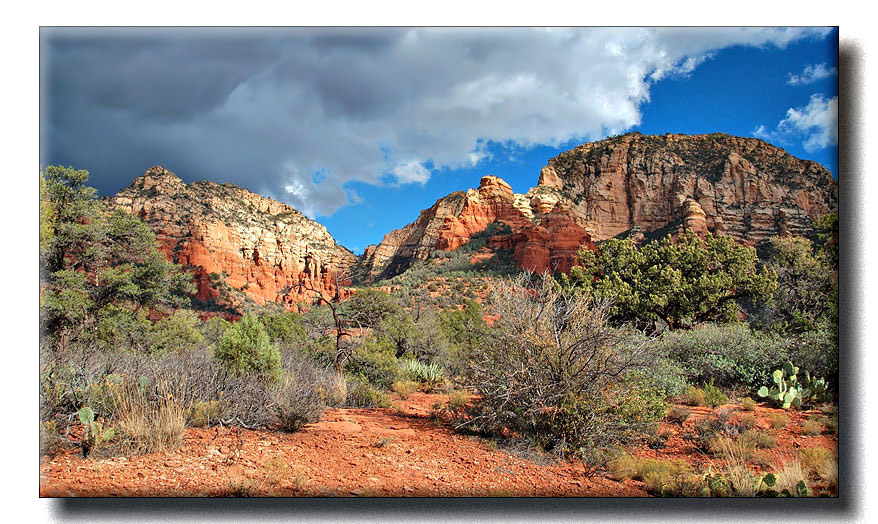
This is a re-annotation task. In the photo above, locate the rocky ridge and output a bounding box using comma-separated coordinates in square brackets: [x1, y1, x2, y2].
[110, 166, 358, 311]
[362, 133, 837, 280]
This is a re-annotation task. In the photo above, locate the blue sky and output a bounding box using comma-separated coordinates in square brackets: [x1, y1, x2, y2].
[41, 27, 838, 254]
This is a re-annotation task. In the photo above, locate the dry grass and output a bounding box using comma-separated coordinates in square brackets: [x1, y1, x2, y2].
[709, 436, 756, 462]
[801, 420, 823, 436]
[739, 397, 757, 411]
[773, 460, 810, 496]
[739, 429, 777, 449]
[112, 378, 187, 455]
[799, 447, 834, 475]
[768, 413, 789, 429]
[391, 380, 418, 400]
[816, 456, 838, 489]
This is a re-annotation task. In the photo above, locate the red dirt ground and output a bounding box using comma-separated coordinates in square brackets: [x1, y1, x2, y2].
[39, 393, 837, 497]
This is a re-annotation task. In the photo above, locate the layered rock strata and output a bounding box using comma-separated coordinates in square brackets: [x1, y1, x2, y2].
[110, 167, 358, 309]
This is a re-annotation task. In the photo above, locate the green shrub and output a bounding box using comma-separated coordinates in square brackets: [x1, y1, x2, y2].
[391, 380, 418, 400]
[740, 397, 757, 411]
[703, 382, 729, 408]
[657, 323, 786, 390]
[682, 386, 706, 406]
[214, 313, 281, 379]
[150, 309, 204, 354]
[258, 311, 307, 346]
[345, 377, 392, 408]
[349, 336, 400, 389]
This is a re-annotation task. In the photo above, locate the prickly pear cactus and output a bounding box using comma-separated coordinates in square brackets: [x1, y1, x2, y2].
[757, 362, 829, 409]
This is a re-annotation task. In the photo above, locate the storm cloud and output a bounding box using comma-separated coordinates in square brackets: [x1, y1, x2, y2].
[41, 27, 830, 217]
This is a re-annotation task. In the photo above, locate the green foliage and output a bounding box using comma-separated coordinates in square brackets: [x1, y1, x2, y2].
[258, 311, 307, 347]
[391, 380, 418, 400]
[757, 361, 830, 409]
[214, 313, 281, 379]
[39, 166, 194, 351]
[569, 230, 777, 331]
[345, 376, 392, 408]
[399, 358, 446, 390]
[342, 289, 401, 329]
[814, 212, 838, 270]
[348, 336, 400, 389]
[702, 381, 729, 408]
[766, 235, 837, 335]
[438, 299, 489, 371]
[657, 323, 787, 389]
[150, 309, 204, 354]
[200, 316, 231, 346]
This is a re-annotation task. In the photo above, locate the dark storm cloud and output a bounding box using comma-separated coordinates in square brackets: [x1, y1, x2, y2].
[40, 27, 831, 217]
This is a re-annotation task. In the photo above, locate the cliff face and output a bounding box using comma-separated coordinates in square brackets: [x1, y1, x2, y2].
[535, 132, 837, 243]
[112, 133, 838, 301]
[363, 175, 593, 280]
[362, 133, 837, 280]
[110, 167, 358, 310]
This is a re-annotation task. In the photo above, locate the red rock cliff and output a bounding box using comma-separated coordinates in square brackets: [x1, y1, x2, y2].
[534, 132, 837, 243]
[362, 133, 837, 280]
[110, 167, 358, 310]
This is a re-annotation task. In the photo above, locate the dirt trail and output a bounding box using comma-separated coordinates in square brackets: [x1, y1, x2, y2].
[40, 392, 647, 497]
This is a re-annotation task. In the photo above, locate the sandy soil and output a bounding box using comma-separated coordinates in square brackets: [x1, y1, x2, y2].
[39, 393, 836, 497]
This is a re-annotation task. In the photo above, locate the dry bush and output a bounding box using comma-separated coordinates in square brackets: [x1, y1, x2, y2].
[666, 406, 691, 425]
[112, 378, 186, 455]
[816, 455, 838, 489]
[391, 380, 418, 400]
[740, 397, 758, 411]
[609, 453, 701, 496]
[461, 273, 665, 458]
[722, 465, 763, 497]
[799, 447, 834, 475]
[709, 435, 756, 462]
[768, 413, 789, 429]
[801, 419, 823, 436]
[739, 429, 777, 449]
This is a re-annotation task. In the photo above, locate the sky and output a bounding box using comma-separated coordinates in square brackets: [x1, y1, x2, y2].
[40, 27, 839, 254]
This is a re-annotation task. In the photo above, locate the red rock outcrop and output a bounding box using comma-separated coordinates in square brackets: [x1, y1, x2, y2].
[110, 167, 358, 311]
[362, 133, 837, 281]
[534, 132, 837, 244]
[435, 176, 531, 251]
[510, 204, 596, 274]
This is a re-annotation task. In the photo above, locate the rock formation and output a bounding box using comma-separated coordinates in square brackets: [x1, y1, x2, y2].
[110, 166, 358, 310]
[362, 132, 837, 280]
[535, 132, 837, 244]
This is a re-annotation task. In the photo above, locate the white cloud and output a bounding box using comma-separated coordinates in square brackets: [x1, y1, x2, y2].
[391, 160, 431, 185]
[45, 27, 833, 216]
[788, 63, 838, 85]
[753, 93, 838, 153]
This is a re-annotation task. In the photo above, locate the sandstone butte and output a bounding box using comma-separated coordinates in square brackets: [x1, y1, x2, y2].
[110, 166, 358, 312]
[112, 132, 837, 310]
[362, 132, 837, 280]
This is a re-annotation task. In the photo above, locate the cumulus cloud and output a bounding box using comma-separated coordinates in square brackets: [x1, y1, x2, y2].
[753, 93, 838, 153]
[391, 161, 431, 185]
[41, 27, 832, 217]
[788, 62, 837, 85]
